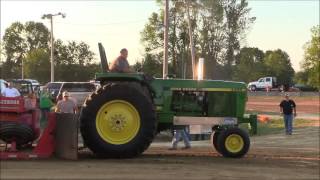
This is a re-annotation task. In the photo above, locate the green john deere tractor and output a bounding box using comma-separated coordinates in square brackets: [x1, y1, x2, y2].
[79, 43, 256, 158]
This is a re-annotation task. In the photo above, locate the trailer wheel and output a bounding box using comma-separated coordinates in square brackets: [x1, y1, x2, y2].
[217, 127, 250, 158]
[0, 122, 35, 146]
[80, 82, 156, 158]
[210, 131, 221, 154]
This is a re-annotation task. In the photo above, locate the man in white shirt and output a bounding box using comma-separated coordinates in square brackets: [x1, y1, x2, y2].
[2, 82, 21, 97]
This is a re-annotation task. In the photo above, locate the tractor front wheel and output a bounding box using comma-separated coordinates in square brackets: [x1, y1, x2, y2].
[217, 127, 250, 158]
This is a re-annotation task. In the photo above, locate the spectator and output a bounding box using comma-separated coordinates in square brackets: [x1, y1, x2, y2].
[2, 82, 21, 97]
[169, 125, 191, 150]
[109, 48, 131, 73]
[40, 89, 54, 120]
[24, 92, 37, 110]
[280, 93, 297, 135]
[55, 91, 78, 114]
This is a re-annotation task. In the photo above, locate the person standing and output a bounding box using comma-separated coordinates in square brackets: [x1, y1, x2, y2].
[40, 89, 54, 120]
[280, 93, 297, 135]
[55, 91, 78, 114]
[109, 48, 131, 73]
[2, 82, 20, 97]
[169, 125, 191, 150]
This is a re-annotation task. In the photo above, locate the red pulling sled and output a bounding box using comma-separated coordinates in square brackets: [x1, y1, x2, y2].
[0, 96, 56, 159]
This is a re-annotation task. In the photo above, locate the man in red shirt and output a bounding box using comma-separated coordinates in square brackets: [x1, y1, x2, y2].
[109, 48, 131, 73]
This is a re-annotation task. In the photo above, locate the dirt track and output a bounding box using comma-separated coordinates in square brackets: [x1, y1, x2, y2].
[1, 96, 319, 179]
[247, 96, 319, 115]
[1, 127, 319, 180]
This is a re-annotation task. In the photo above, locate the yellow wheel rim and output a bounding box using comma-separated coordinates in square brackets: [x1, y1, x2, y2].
[96, 100, 140, 145]
[225, 134, 244, 153]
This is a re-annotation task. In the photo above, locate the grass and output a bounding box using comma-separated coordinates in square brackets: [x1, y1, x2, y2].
[255, 119, 284, 136]
[245, 110, 279, 115]
[240, 118, 317, 136]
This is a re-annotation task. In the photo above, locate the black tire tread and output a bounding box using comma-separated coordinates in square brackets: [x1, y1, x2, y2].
[0, 122, 35, 145]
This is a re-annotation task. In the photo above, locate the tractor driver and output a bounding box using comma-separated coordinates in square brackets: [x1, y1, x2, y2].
[109, 48, 131, 73]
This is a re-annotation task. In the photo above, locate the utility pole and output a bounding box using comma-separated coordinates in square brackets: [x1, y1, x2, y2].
[163, 0, 169, 79]
[50, 18, 54, 82]
[186, 0, 196, 79]
[21, 57, 24, 79]
[42, 12, 65, 82]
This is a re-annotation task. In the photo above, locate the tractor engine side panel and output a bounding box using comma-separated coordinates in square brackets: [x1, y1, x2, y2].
[150, 78, 247, 125]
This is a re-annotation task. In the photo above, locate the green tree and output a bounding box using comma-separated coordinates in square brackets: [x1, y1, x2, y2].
[233, 47, 265, 83]
[24, 49, 50, 84]
[2, 21, 50, 78]
[54, 40, 95, 66]
[141, 12, 163, 53]
[24, 21, 50, 50]
[22, 40, 98, 83]
[140, 0, 254, 80]
[301, 25, 320, 88]
[1, 21, 98, 82]
[2, 22, 26, 78]
[264, 49, 295, 86]
[143, 53, 163, 77]
[294, 71, 309, 85]
[53, 40, 97, 81]
[223, 0, 255, 79]
[198, 0, 225, 79]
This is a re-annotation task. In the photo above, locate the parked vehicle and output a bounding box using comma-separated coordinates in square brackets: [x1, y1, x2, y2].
[56, 82, 96, 107]
[6, 79, 34, 97]
[24, 79, 40, 87]
[43, 82, 64, 101]
[247, 77, 278, 91]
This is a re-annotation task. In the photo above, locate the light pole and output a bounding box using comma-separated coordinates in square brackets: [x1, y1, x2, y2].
[42, 12, 65, 82]
[163, 0, 169, 79]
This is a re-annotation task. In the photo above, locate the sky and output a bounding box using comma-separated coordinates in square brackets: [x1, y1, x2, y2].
[0, 0, 319, 72]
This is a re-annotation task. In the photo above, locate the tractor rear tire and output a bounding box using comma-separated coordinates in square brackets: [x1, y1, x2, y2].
[217, 127, 250, 158]
[80, 82, 156, 158]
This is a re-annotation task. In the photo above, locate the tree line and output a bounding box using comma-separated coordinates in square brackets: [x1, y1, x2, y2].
[0, 1, 318, 89]
[135, 0, 318, 88]
[295, 26, 319, 89]
[0, 21, 99, 84]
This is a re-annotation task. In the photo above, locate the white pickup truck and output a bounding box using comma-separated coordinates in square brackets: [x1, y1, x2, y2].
[247, 77, 278, 91]
[56, 82, 96, 107]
